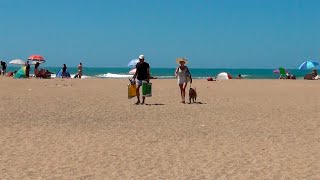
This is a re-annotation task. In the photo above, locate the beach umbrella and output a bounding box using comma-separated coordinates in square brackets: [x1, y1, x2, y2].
[129, 68, 136, 75]
[216, 72, 232, 80]
[28, 54, 45, 62]
[128, 59, 139, 67]
[298, 61, 319, 70]
[9, 59, 25, 65]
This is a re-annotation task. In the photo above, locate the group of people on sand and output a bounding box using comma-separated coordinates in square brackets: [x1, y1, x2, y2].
[58, 63, 83, 78]
[279, 72, 296, 80]
[22, 61, 53, 78]
[0, 60, 83, 79]
[278, 69, 318, 80]
[130, 55, 192, 105]
[33, 62, 54, 78]
[304, 69, 318, 80]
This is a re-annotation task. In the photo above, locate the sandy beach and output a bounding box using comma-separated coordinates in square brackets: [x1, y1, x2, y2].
[0, 77, 319, 179]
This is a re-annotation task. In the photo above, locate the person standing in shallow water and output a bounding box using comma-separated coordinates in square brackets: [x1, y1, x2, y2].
[74, 63, 83, 78]
[62, 64, 67, 78]
[132, 55, 150, 105]
[175, 58, 192, 103]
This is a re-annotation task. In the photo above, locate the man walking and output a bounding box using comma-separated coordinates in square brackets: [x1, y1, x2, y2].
[132, 55, 150, 105]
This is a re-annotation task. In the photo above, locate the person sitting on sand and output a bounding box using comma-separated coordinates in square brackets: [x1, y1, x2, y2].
[207, 77, 215, 81]
[43, 70, 52, 78]
[131, 55, 150, 105]
[312, 69, 318, 79]
[236, 74, 243, 79]
[6, 71, 15, 77]
[175, 58, 192, 104]
[286, 72, 291, 79]
[290, 74, 296, 79]
[304, 69, 318, 80]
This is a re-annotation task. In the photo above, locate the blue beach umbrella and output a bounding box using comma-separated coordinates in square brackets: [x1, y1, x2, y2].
[128, 59, 139, 67]
[298, 61, 319, 70]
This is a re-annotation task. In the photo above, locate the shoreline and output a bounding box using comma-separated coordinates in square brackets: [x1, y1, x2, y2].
[3, 67, 315, 80]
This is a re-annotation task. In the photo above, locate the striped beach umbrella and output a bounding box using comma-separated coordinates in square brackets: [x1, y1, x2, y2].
[298, 61, 319, 70]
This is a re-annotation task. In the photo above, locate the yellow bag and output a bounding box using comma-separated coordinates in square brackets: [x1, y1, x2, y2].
[128, 83, 136, 99]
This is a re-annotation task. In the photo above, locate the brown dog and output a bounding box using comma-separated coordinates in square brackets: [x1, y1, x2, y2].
[189, 87, 197, 104]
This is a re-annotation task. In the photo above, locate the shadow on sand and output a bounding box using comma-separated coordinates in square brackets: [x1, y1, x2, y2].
[144, 103, 165, 106]
[187, 102, 206, 105]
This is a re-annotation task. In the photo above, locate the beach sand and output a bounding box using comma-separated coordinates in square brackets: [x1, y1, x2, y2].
[0, 77, 319, 179]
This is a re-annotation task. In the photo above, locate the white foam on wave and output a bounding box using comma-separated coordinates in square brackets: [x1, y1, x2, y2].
[96, 73, 133, 78]
[241, 74, 250, 77]
[50, 74, 91, 79]
[155, 76, 176, 79]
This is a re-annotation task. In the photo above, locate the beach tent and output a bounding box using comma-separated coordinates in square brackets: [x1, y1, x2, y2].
[216, 72, 232, 80]
[13, 67, 27, 78]
[56, 69, 71, 78]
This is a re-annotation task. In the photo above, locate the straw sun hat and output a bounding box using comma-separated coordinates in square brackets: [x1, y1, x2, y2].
[176, 58, 188, 65]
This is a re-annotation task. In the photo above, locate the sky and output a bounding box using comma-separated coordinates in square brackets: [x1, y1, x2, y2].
[0, 0, 320, 68]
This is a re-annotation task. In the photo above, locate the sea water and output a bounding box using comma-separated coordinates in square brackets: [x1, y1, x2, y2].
[5, 67, 313, 79]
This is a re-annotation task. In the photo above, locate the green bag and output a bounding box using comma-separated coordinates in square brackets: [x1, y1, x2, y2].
[142, 81, 152, 97]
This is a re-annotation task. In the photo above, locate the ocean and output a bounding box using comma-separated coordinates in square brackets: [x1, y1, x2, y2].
[5, 67, 313, 79]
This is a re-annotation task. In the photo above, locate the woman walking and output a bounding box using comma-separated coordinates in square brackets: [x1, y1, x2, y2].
[175, 58, 192, 103]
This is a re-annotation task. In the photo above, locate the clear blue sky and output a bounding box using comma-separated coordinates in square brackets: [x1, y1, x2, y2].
[1, 0, 319, 68]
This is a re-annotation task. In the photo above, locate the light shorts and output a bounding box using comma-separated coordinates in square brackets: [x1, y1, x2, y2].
[178, 76, 191, 85]
[136, 80, 144, 86]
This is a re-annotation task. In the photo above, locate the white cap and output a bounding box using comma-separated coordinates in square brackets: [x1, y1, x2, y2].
[139, 55, 144, 60]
